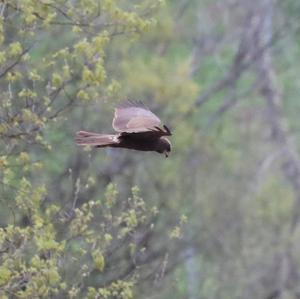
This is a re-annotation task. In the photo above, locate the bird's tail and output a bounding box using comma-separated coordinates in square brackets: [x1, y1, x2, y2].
[75, 131, 119, 147]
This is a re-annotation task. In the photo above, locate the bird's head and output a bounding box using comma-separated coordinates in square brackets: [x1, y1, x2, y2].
[156, 137, 172, 158]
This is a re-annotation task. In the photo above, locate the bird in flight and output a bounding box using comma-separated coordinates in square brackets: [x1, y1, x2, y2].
[75, 101, 172, 157]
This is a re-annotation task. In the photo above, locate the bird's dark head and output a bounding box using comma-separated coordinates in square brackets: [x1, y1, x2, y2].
[156, 137, 171, 158]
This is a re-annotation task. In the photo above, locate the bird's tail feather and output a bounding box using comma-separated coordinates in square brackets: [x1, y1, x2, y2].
[75, 131, 119, 147]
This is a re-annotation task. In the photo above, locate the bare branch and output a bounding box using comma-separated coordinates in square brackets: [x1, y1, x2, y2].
[0, 46, 32, 79]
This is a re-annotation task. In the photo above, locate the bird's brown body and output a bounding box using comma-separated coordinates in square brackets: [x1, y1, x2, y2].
[110, 133, 171, 153]
[75, 102, 172, 157]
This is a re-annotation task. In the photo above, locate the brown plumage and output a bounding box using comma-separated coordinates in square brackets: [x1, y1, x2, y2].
[75, 101, 172, 157]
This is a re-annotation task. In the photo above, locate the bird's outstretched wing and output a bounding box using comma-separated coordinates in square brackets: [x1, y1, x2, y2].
[113, 101, 161, 132]
[112, 101, 171, 136]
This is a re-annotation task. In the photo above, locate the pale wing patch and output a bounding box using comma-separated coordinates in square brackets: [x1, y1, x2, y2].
[113, 106, 161, 133]
[126, 116, 160, 132]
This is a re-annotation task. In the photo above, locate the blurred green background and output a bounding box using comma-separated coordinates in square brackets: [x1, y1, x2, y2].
[1, 0, 300, 298]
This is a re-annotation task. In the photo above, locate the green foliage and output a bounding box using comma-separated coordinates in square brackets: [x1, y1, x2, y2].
[0, 179, 161, 297]
[0, 0, 170, 298]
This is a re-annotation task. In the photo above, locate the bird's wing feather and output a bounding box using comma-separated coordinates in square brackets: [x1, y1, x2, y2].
[112, 101, 161, 133]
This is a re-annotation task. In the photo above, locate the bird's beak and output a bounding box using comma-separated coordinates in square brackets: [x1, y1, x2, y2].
[165, 152, 169, 158]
